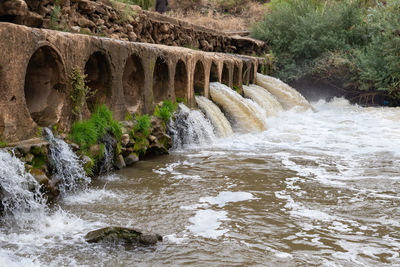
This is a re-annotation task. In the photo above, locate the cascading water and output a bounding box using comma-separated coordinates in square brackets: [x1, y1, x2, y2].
[209, 82, 268, 132]
[168, 103, 216, 149]
[243, 84, 283, 117]
[0, 150, 46, 225]
[195, 96, 233, 138]
[98, 133, 116, 174]
[45, 128, 90, 194]
[256, 73, 312, 110]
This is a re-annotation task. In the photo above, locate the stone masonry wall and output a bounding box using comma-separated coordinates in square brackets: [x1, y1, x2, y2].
[0, 0, 268, 56]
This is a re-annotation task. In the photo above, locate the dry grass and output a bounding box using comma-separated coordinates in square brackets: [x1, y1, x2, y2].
[167, 0, 267, 32]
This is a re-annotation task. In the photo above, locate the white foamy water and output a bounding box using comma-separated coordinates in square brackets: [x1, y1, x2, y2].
[200, 191, 255, 207]
[256, 73, 312, 110]
[210, 82, 268, 132]
[243, 84, 283, 116]
[169, 103, 217, 149]
[45, 129, 90, 194]
[195, 96, 233, 137]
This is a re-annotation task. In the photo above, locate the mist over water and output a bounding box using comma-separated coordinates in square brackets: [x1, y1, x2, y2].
[1, 88, 400, 265]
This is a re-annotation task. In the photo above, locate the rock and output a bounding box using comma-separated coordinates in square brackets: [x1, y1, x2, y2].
[114, 154, 125, 170]
[148, 135, 156, 143]
[121, 134, 130, 146]
[85, 226, 162, 246]
[121, 147, 133, 157]
[25, 153, 34, 162]
[128, 31, 137, 42]
[89, 227, 162, 245]
[30, 168, 49, 185]
[124, 153, 139, 166]
[89, 144, 101, 157]
[146, 140, 168, 156]
[71, 26, 81, 33]
[0, 0, 28, 17]
[159, 24, 169, 34]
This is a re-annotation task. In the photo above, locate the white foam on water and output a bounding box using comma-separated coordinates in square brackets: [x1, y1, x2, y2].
[199, 191, 255, 207]
[62, 188, 123, 205]
[187, 209, 229, 239]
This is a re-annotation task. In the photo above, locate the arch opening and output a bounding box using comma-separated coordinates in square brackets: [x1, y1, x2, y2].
[242, 62, 250, 85]
[153, 57, 170, 104]
[24, 46, 66, 126]
[174, 60, 188, 101]
[193, 60, 205, 96]
[210, 62, 219, 82]
[85, 51, 111, 112]
[123, 54, 144, 113]
[222, 62, 230, 87]
[233, 64, 240, 89]
[248, 62, 255, 84]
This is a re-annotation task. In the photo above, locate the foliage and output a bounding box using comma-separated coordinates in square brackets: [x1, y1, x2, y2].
[176, 97, 186, 104]
[0, 141, 8, 148]
[153, 100, 178, 123]
[252, 0, 368, 81]
[133, 114, 152, 137]
[251, 0, 400, 98]
[351, 0, 400, 96]
[70, 67, 92, 121]
[49, 0, 69, 31]
[70, 105, 122, 150]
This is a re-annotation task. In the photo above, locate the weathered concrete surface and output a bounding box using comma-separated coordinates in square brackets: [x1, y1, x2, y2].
[0, 0, 268, 56]
[0, 23, 267, 142]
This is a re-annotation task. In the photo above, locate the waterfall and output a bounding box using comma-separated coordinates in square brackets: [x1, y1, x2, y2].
[99, 133, 116, 174]
[44, 128, 90, 195]
[243, 84, 283, 117]
[0, 150, 46, 224]
[209, 82, 268, 132]
[195, 96, 233, 138]
[256, 73, 312, 110]
[168, 103, 216, 149]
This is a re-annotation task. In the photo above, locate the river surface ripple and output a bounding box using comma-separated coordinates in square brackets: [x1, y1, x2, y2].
[1, 98, 400, 266]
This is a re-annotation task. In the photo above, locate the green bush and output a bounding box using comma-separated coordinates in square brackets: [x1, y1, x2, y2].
[70, 67, 91, 121]
[352, 1, 400, 95]
[134, 114, 152, 137]
[70, 105, 122, 150]
[251, 0, 368, 81]
[153, 100, 178, 123]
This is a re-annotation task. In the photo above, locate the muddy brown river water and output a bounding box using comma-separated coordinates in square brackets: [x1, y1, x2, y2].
[1, 98, 400, 266]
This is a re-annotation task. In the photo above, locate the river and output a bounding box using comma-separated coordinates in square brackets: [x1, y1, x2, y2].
[1, 97, 400, 266]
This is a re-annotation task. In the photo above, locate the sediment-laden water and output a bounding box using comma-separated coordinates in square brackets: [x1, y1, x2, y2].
[1, 83, 400, 266]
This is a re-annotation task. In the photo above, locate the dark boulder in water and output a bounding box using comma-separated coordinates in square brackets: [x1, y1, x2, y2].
[85, 226, 162, 246]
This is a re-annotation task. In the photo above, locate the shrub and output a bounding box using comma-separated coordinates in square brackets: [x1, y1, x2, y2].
[134, 114, 152, 137]
[251, 0, 368, 81]
[70, 105, 122, 150]
[153, 100, 178, 123]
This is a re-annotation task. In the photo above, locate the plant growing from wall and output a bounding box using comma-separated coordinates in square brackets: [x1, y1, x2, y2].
[70, 67, 92, 121]
[49, 0, 69, 32]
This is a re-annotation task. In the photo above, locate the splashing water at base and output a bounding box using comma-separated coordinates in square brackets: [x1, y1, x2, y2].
[45, 129, 90, 194]
[195, 96, 233, 138]
[168, 103, 216, 149]
[0, 150, 46, 225]
[243, 84, 283, 116]
[256, 73, 312, 110]
[210, 82, 268, 132]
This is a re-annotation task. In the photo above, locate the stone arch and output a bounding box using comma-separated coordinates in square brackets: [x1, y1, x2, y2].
[85, 51, 112, 112]
[153, 56, 170, 104]
[174, 59, 188, 101]
[222, 62, 230, 86]
[123, 54, 144, 113]
[210, 61, 219, 82]
[24, 45, 66, 126]
[193, 60, 205, 96]
[233, 64, 240, 89]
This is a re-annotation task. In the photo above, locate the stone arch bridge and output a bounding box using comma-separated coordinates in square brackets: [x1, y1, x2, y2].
[0, 23, 267, 142]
